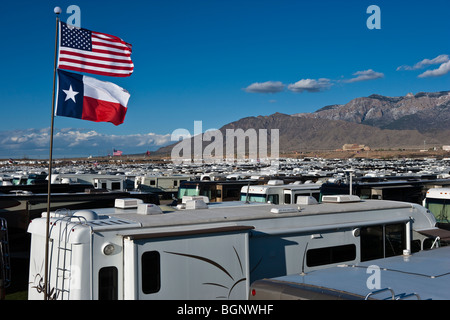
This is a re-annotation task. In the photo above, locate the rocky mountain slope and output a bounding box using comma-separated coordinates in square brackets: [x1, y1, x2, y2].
[155, 91, 450, 156]
[156, 111, 449, 156]
[293, 91, 450, 133]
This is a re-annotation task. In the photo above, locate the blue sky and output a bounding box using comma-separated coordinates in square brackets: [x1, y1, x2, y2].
[1, 0, 449, 158]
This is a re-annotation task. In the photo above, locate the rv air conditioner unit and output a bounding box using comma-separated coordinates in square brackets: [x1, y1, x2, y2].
[271, 207, 299, 214]
[138, 203, 163, 215]
[267, 180, 284, 185]
[115, 198, 144, 209]
[185, 199, 208, 210]
[296, 196, 318, 205]
[182, 196, 210, 204]
[321, 195, 361, 203]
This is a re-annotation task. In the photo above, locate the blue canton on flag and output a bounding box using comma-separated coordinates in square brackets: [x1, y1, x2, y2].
[60, 23, 92, 51]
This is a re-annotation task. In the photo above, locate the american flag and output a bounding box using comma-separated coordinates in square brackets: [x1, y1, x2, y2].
[58, 22, 134, 77]
[113, 149, 123, 156]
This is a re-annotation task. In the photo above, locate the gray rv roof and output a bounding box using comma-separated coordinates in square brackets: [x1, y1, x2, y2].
[256, 246, 450, 300]
[94, 199, 415, 229]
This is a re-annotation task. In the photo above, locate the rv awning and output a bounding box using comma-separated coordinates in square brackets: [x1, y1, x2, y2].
[124, 225, 255, 241]
[417, 228, 450, 241]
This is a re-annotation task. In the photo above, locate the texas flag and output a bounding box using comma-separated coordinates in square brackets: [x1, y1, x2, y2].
[56, 69, 130, 126]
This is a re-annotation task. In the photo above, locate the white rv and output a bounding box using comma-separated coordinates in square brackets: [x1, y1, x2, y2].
[28, 196, 439, 300]
[134, 174, 191, 198]
[423, 187, 450, 223]
[240, 181, 321, 205]
[51, 173, 132, 191]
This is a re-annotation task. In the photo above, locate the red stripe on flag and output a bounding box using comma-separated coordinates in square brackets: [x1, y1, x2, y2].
[91, 48, 131, 58]
[92, 40, 132, 52]
[59, 57, 134, 71]
[82, 96, 127, 126]
[59, 50, 132, 64]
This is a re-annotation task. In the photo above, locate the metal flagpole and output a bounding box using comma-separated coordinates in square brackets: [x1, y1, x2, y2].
[44, 6, 61, 300]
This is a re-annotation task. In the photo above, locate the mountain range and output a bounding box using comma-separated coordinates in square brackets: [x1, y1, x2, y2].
[293, 91, 450, 133]
[156, 91, 450, 156]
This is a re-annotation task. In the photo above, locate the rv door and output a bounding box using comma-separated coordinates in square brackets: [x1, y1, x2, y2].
[123, 226, 253, 300]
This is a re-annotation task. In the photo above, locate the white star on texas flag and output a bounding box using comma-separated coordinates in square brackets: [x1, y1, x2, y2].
[63, 85, 79, 103]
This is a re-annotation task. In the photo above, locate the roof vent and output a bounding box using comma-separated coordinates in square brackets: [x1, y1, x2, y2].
[185, 199, 208, 210]
[267, 180, 284, 185]
[138, 203, 163, 215]
[271, 207, 299, 214]
[322, 195, 361, 203]
[115, 198, 143, 209]
[182, 196, 210, 204]
[296, 196, 318, 205]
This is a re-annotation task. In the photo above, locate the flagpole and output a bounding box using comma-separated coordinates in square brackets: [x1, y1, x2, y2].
[44, 7, 61, 300]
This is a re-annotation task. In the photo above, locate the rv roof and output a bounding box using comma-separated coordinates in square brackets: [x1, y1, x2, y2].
[244, 184, 321, 192]
[98, 199, 413, 229]
[426, 187, 450, 199]
[261, 246, 450, 300]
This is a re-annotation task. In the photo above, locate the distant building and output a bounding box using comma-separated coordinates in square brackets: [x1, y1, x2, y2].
[342, 144, 370, 151]
[443, 145, 450, 151]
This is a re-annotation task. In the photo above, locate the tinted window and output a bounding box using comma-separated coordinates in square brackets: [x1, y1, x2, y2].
[385, 223, 405, 257]
[98, 266, 118, 300]
[142, 251, 160, 294]
[361, 223, 406, 261]
[307, 244, 356, 267]
[360, 225, 384, 261]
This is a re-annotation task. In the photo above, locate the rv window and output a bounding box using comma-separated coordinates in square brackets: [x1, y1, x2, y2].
[411, 239, 421, 253]
[240, 193, 266, 203]
[385, 223, 405, 257]
[423, 238, 435, 250]
[111, 182, 121, 190]
[142, 251, 160, 294]
[306, 244, 356, 267]
[426, 199, 450, 222]
[98, 266, 118, 300]
[268, 194, 279, 204]
[284, 194, 291, 204]
[150, 180, 156, 186]
[360, 223, 406, 261]
[360, 225, 384, 261]
[178, 187, 200, 198]
[312, 192, 320, 202]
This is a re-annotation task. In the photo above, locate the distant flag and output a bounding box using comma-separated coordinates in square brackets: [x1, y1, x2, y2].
[113, 149, 123, 156]
[56, 69, 130, 126]
[58, 21, 134, 77]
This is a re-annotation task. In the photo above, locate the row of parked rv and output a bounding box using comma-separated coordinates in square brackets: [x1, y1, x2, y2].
[1, 157, 450, 299]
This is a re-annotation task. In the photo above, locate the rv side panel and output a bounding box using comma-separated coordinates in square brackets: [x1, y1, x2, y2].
[123, 230, 250, 300]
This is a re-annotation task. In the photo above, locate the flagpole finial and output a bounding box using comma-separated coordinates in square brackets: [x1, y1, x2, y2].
[54, 6, 62, 14]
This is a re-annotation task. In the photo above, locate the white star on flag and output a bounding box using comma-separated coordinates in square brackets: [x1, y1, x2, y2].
[63, 85, 79, 102]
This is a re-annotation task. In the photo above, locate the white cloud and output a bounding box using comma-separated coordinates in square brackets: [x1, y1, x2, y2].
[287, 78, 332, 93]
[0, 128, 172, 158]
[344, 69, 384, 83]
[418, 60, 450, 78]
[397, 54, 449, 71]
[243, 81, 285, 93]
